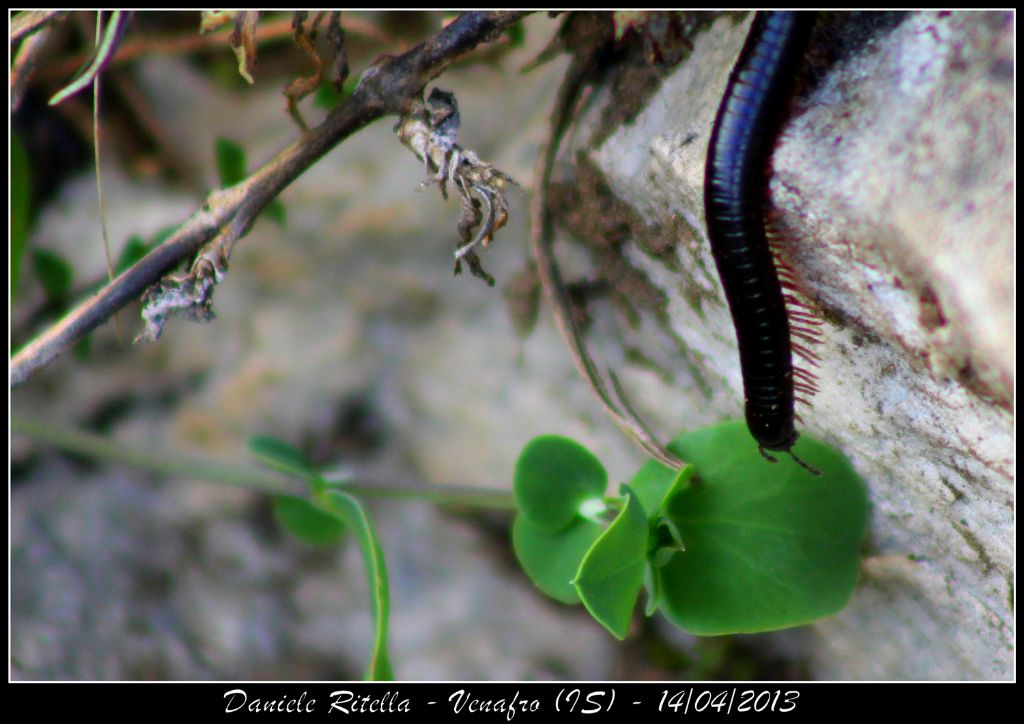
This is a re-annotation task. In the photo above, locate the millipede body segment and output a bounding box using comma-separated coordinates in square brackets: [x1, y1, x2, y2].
[703, 11, 820, 472]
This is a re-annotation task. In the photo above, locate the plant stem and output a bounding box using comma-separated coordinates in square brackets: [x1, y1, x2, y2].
[12, 416, 518, 511]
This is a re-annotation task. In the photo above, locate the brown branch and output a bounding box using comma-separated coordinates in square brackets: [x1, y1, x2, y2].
[10, 24, 54, 111]
[10, 10, 531, 388]
[10, 10, 68, 44]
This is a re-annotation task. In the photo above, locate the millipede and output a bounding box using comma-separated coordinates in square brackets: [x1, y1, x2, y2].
[703, 11, 822, 475]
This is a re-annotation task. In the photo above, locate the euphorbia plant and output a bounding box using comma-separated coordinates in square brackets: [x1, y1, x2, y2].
[512, 421, 869, 638]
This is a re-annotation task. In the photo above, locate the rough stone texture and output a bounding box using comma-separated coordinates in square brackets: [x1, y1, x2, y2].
[583, 11, 1013, 680]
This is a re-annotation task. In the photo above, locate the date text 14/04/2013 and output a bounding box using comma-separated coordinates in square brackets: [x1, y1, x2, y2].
[222, 688, 799, 716]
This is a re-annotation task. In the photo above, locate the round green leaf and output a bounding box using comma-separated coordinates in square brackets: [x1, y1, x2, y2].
[514, 435, 608, 532]
[656, 421, 869, 635]
[512, 514, 603, 605]
[273, 495, 346, 546]
[573, 489, 649, 640]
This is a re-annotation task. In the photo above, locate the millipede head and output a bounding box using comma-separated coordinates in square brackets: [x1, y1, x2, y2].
[748, 408, 799, 453]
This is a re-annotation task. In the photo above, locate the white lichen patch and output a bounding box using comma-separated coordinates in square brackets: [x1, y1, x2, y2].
[137, 256, 224, 343]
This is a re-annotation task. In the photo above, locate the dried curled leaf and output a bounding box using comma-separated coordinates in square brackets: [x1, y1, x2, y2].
[199, 11, 235, 34]
[396, 87, 520, 286]
[230, 11, 260, 84]
[326, 11, 349, 90]
[136, 255, 224, 343]
[284, 11, 347, 129]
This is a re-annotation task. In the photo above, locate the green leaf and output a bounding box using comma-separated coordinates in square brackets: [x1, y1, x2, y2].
[273, 495, 347, 546]
[115, 223, 180, 274]
[248, 435, 313, 478]
[265, 199, 287, 227]
[215, 137, 247, 187]
[321, 490, 393, 681]
[115, 235, 150, 274]
[151, 223, 181, 246]
[512, 514, 603, 605]
[642, 561, 661, 616]
[11, 131, 31, 303]
[629, 457, 695, 520]
[655, 421, 869, 635]
[215, 139, 286, 226]
[573, 488, 649, 640]
[505, 21, 526, 48]
[73, 334, 92, 361]
[253, 434, 389, 676]
[31, 248, 74, 303]
[649, 516, 686, 568]
[513, 435, 608, 533]
[314, 73, 357, 109]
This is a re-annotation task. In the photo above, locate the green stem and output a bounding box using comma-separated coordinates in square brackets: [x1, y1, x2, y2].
[12, 416, 517, 511]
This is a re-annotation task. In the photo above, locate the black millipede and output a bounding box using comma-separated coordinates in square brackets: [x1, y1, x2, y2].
[704, 11, 822, 475]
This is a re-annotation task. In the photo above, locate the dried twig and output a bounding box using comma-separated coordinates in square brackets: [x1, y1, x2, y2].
[10, 24, 54, 111]
[10, 10, 68, 44]
[285, 11, 348, 131]
[10, 10, 531, 387]
[528, 16, 686, 470]
[229, 11, 260, 84]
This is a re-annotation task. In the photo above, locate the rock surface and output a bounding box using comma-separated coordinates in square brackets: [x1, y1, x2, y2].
[579, 11, 1013, 680]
